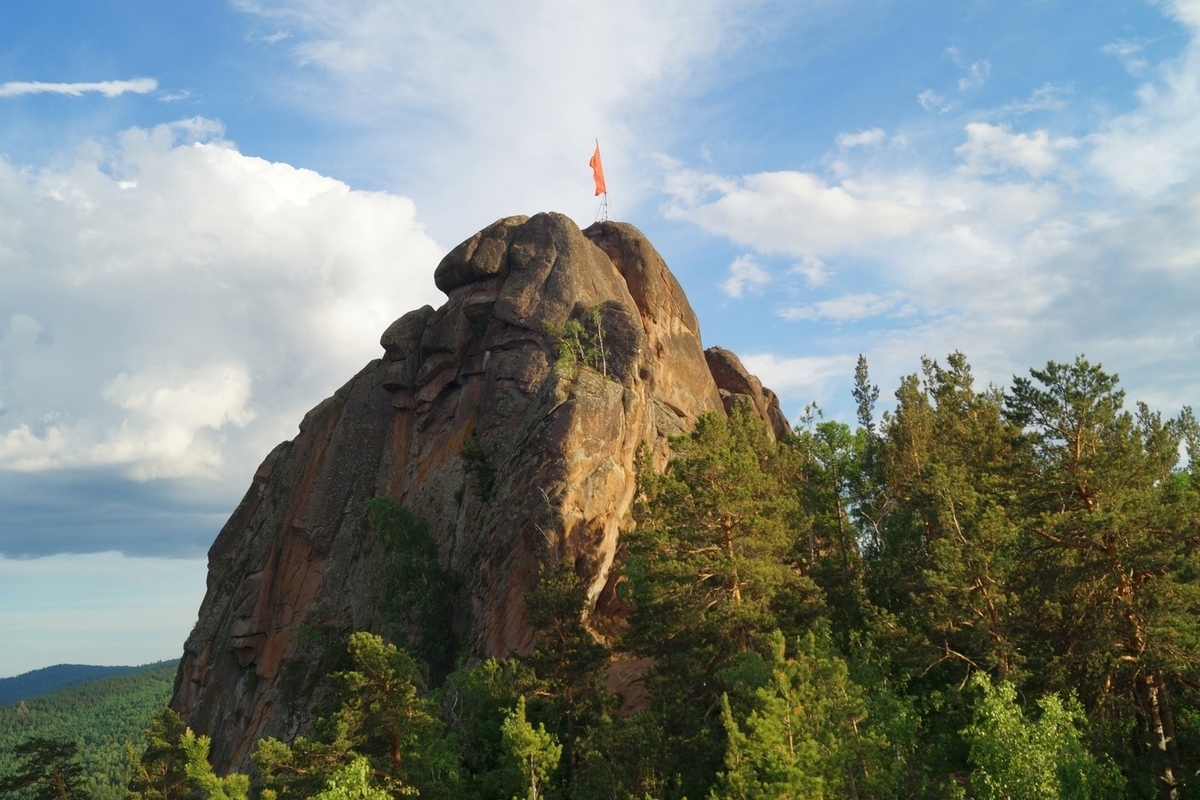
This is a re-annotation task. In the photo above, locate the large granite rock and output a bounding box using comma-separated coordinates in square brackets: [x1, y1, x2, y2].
[171, 213, 788, 772]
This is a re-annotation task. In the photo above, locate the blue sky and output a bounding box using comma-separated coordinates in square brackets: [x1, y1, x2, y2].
[2, 0, 1199, 677]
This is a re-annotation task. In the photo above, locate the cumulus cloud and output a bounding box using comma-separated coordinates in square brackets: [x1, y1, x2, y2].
[918, 89, 956, 113]
[232, 0, 790, 240]
[721, 254, 771, 297]
[778, 292, 909, 322]
[663, 168, 924, 257]
[1103, 39, 1150, 74]
[1089, 20, 1200, 195]
[664, 7, 1200, 421]
[955, 123, 1078, 177]
[0, 119, 443, 521]
[738, 352, 857, 413]
[790, 255, 831, 286]
[943, 47, 990, 91]
[1000, 82, 1073, 116]
[0, 79, 158, 98]
[836, 128, 886, 148]
[957, 60, 991, 91]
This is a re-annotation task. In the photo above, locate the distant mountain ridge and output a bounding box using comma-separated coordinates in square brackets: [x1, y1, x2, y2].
[0, 662, 171, 707]
[0, 660, 178, 800]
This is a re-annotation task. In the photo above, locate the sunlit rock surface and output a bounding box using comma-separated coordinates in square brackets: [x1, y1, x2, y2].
[171, 212, 788, 772]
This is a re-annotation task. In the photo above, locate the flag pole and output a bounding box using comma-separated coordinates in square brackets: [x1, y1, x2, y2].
[590, 140, 609, 222]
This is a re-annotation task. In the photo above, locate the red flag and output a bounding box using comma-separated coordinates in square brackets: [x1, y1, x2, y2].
[589, 142, 606, 196]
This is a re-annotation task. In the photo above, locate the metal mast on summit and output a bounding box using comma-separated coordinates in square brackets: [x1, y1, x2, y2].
[590, 140, 609, 221]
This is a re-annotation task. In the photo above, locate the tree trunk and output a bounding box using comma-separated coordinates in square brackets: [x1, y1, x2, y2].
[1136, 671, 1184, 800]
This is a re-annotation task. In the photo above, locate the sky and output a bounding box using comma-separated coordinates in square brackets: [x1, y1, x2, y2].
[2, 0, 1199, 678]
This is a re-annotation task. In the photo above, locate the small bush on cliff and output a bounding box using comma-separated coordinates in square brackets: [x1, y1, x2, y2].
[368, 498, 457, 683]
[459, 436, 496, 502]
[541, 305, 609, 377]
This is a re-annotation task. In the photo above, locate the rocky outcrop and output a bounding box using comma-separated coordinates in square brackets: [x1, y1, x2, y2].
[705, 346, 791, 442]
[171, 213, 788, 773]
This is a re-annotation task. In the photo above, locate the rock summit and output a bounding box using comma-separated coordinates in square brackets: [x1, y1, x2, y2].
[172, 212, 788, 772]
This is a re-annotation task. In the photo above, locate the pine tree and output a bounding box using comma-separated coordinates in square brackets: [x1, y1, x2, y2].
[627, 408, 822, 681]
[626, 407, 824, 796]
[126, 708, 192, 800]
[500, 697, 561, 800]
[256, 633, 460, 798]
[1005, 356, 1200, 799]
[709, 630, 869, 800]
[868, 354, 1022, 684]
[0, 737, 88, 800]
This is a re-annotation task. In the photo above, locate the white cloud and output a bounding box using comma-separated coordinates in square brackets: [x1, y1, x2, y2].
[1000, 82, 1073, 116]
[918, 89, 956, 113]
[95, 363, 256, 480]
[790, 255, 830, 286]
[957, 60, 991, 91]
[0, 120, 444, 483]
[778, 292, 908, 322]
[956, 122, 1078, 177]
[1162, 0, 1200, 32]
[738, 352, 856, 410]
[232, 0, 786, 240]
[836, 128, 886, 148]
[1103, 39, 1150, 74]
[665, 4, 1200, 426]
[721, 254, 771, 298]
[663, 168, 925, 258]
[0, 78, 158, 99]
[1089, 18, 1200, 195]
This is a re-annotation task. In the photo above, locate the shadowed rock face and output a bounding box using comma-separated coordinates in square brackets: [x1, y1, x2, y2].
[171, 212, 788, 773]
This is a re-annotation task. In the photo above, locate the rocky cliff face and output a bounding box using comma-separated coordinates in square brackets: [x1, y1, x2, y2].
[171, 212, 788, 772]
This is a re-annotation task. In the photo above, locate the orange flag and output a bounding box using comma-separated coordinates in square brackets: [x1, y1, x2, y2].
[589, 141, 606, 196]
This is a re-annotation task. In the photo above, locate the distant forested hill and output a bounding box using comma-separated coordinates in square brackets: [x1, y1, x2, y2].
[0, 663, 149, 707]
[0, 660, 177, 800]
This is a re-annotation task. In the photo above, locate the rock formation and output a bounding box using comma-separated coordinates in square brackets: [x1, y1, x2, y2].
[171, 212, 788, 773]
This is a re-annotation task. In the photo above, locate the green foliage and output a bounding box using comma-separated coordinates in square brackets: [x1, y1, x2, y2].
[501, 697, 562, 800]
[626, 407, 827, 797]
[867, 354, 1023, 686]
[792, 405, 870, 637]
[523, 563, 613, 789]
[962, 673, 1124, 799]
[709, 629, 869, 800]
[368, 497, 458, 681]
[438, 657, 535, 799]
[47, 350, 1200, 799]
[542, 305, 610, 376]
[460, 435, 497, 501]
[0, 736, 88, 800]
[309, 756, 394, 799]
[0, 661, 177, 800]
[256, 632, 461, 799]
[179, 730, 251, 800]
[126, 708, 192, 800]
[0, 665, 150, 708]
[628, 408, 822, 678]
[1004, 357, 1200, 794]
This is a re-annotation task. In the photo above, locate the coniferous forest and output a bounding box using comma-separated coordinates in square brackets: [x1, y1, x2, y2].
[4, 353, 1198, 799]
[0, 661, 176, 800]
